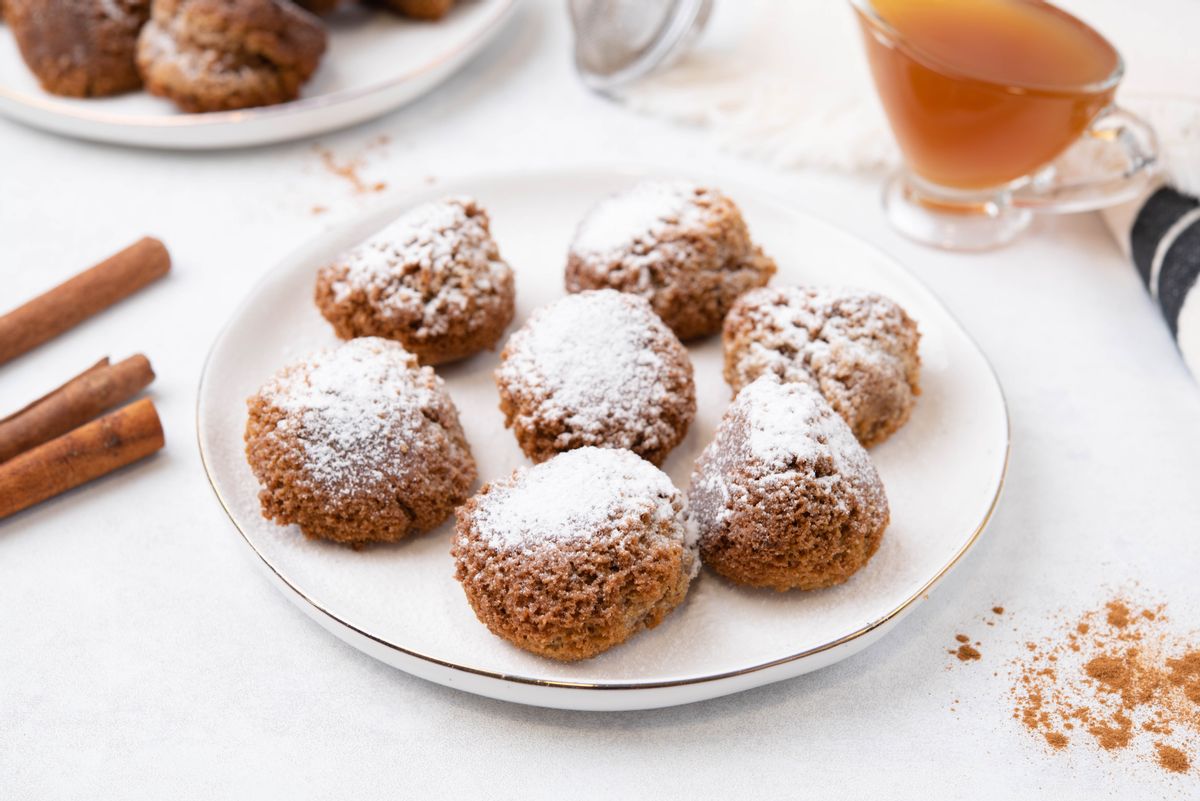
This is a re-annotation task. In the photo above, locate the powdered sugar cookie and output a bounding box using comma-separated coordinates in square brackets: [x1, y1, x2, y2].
[137, 0, 327, 113]
[723, 286, 921, 447]
[453, 447, 698, 661]
[688, 375, 889, 591]
[244, 337, 476, 546]
[495, 289, 695, 466]
[7, 0, 149, 97]
[316, 197, 515, 366]
[565, 181, 776, 340]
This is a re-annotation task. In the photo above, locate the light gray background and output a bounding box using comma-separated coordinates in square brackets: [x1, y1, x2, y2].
[1, 2, 1197, 798]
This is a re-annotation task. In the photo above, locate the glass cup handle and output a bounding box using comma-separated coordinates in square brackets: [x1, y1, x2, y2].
[1012, 105, 1160, 214]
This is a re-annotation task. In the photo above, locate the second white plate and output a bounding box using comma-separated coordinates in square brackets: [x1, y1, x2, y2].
[197, 167, 1009, 710]
[0, 0, 517, 149]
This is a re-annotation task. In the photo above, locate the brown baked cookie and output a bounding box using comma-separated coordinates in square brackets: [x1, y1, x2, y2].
[244, 337, 476, 547]
[377, 0, 453, 20]
[495, 289, 695, 466]
[315, 197, 516, 366]
[565, 181, 777, 340]
[292, 0, 342, 14]
[688, 375, 889, 592]
[137, 0, 326, 113]
[453, 447, 698, 661]
[724, 286, 921, 447]
[7, 0, 150, 97]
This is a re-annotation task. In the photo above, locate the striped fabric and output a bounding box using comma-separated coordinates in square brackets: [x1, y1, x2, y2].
[1107, 184, 1200, 379]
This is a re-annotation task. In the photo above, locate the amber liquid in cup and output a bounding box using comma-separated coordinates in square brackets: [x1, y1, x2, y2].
[857, 0, 1120, 191]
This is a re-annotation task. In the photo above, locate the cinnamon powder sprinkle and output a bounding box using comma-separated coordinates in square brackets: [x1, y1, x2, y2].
[316, 147, 387, 195]
[1106, 600, 1133, 629]
[948, 631, 982, 662]
[956, 643, 981, 662]
[1157, 743, 1191, 774]
[1044, 731, 1068, 750]
[1011, 594, 1197, 775]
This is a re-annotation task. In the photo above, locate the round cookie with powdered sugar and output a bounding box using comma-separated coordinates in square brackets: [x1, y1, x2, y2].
[724, 286, 921, 447]
[688, 375, 889, 592]
[6, 0, 150, 97]
[315, 197, 515, 366]
[495, 289, 695, 466]
[136, 0, 326, 113]
[564, 181, 777, 340]
[244, 337, 476, 547]
[453, 447, 698, 661]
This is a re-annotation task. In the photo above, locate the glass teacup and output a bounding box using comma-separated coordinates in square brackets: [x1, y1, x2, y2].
[851, 0, 1158, 250]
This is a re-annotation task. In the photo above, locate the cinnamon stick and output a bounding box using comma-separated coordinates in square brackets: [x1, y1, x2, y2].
[0, 398, 164, 520]
[0, 237, 170, 367]
[0, 354, 156, 463]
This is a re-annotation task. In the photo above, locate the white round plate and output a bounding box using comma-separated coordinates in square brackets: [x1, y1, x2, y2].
[0, 0, 517, 150]
[197, 167, 1009, 711]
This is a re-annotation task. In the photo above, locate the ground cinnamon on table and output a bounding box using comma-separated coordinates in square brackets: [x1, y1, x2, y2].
[315, 144, 387, 195]
[1158, 743, 1191, 774]
[948, 632, 982, 662]
[1009, 594, 1199, 776]
[956, 643, 982, 661]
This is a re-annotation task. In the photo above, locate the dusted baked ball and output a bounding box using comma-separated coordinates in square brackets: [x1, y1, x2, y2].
[724, 286, 921, 447]
[137, 0, 327, 113]
[244, 337, 476, 547]
[688, 375, 889, 591]
[378, 0, 453, 20]
[495, 289, 695, 466]
[7, 0, 150, 97]
[315, 197, 515, 366]
[565, 181, 776, 340]
[453, 447, 698, 661]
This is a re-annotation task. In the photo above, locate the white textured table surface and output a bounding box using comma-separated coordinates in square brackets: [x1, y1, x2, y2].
[2, 2, 1198, 798]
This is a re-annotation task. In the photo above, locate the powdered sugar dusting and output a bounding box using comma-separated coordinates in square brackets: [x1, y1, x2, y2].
[257, 338, 443, 497]
[470, 448, 688, 554]
[725, 285, 921, 446]
[571, 181, 708, 257]
[497, 290, 690, 453]
[691, 376, 878, 526]
[138, 20, 259, 84]
[729, 286, 915, 391]
[742, 377, 865, 473]
[325, 197, 510, 338]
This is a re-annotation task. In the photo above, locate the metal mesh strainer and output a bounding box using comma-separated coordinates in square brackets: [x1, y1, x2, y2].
[569, 0, 713, 93]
